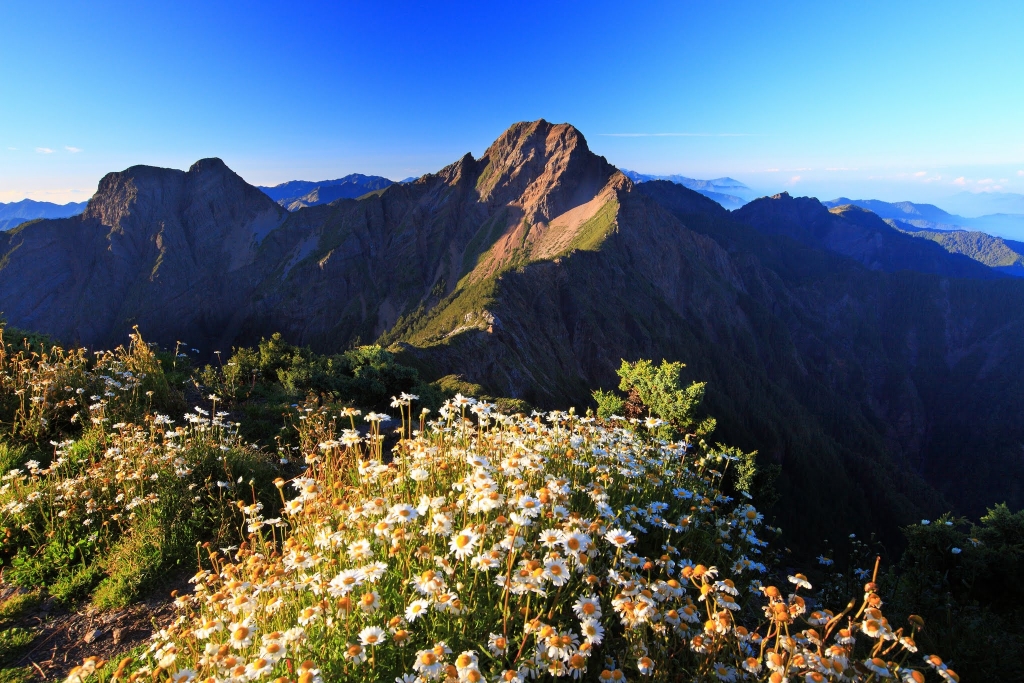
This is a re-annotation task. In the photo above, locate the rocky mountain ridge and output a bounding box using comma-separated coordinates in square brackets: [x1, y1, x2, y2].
[735, 193, 1002, 279]
[3, 120, 1024, 544]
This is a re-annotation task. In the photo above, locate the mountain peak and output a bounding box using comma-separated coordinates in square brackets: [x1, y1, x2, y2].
[83, 157, 281, 232]
[188, 157, 231, 174]
[482, 120, 591, 175]
[473, 119, 616, 224]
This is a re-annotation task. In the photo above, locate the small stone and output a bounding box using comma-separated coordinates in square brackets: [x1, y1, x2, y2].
[112, 628, 122, 644]
[82, 628, 101, 644]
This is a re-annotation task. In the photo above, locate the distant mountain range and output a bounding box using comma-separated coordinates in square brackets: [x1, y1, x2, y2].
[257, 174, 394, 210]
[824, 196, 1024, 241]
[619, 170, 753, 209]
[5, 120, 1024, 549]
[0, 199, 87, 231]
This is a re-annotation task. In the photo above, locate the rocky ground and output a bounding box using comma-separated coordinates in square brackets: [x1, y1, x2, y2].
[0, 580, 183, 681]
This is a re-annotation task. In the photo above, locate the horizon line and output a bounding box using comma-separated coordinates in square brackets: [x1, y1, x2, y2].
[598, 133, 756, 137]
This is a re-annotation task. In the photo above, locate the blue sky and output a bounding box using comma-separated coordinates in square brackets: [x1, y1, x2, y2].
[1, 0, 1022, 209]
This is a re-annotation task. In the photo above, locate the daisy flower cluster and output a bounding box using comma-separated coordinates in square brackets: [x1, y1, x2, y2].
[0, 328, 168, 443]
[104, 395, 951, 683]
[0, 330, 273, 605]
[0, 401, 266, 590]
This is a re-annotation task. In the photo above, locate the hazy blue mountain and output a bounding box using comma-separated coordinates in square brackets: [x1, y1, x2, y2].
[945, 191, 1024, 217]
[816, 198, 1024, 275]
[823, 196, 1024, 240]
[967, 213, 1024, 240]
[735, 194, 1001, 279]
[886, 223, 1024, 277]
[258, 174, 394, 210]
[0, 199, 88, 231]
[823, 197, 964, 225]
[619, 169, 753, 209]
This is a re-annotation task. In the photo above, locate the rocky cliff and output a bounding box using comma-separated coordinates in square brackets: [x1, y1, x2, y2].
[0, 158, 286, 348]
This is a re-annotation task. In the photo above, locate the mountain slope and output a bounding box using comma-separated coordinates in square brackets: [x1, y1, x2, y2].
[735, 194, 1003, 279]
[3, 121, 1024, 546]
[0, 159, 286, 348]
[889, 224, 1024, 277]
[0, 198, 88, 230]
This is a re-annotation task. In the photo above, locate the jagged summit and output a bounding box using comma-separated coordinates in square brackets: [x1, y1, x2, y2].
[83, 157, 279, 230]
[472, 120, 620, 224]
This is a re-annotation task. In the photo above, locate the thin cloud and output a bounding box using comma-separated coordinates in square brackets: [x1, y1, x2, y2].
[764, 168, 780, 172]
[0, 187, 92, 202]
[787, 175, 801, 185]
[914, 171, 927, 177]
[35, 147, 54, 154]
[1018, 170, 1024, 176]
[825, 167, 858, 171]
[598, 132, 754, 137]
[65, 146, 82, 153]
[7, 147, 16, 151]
[953, 176, 967, 186]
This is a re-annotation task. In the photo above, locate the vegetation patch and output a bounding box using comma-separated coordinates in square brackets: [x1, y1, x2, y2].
[0, 324, 1010, 680]
[564, 197, 618, 254]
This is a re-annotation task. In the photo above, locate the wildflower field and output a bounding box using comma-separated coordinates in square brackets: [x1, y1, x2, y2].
[0, 325, 1011, 682]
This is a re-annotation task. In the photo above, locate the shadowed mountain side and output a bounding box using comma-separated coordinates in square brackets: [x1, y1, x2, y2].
[734, 194, 1004, 279]
[889, 224, 1024, 277]
[0, 159, 287, 349]
[646, 188, 1024, 523]
[392, 183, 951, 548]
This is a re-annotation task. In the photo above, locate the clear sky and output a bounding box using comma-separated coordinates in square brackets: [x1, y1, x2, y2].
[1, 0, 1022, 208]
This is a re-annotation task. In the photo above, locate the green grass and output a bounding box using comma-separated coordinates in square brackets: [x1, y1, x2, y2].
[0, 667, 33, 683]
[0, 594, 39, 624]
[564, 196, 618, 253]
[458, 210, 509, 276]
[0, 628, 35, 669]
